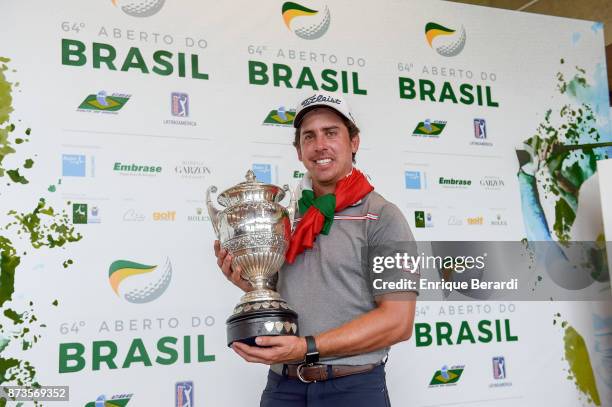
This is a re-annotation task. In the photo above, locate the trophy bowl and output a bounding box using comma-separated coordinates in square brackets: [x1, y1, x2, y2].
[207, 170, 299, 346]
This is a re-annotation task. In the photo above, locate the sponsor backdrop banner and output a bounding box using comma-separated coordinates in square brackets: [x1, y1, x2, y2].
[600, 158, 612, 294]
[1, 0, 611, 406]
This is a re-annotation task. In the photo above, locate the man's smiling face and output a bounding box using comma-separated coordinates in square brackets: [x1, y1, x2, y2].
[296, 107, 359, 192]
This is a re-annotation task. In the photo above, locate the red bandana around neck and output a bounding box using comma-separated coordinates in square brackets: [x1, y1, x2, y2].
[285, 169, 373, 263]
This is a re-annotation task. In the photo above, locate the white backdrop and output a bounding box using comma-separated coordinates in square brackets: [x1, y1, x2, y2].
[1, 0, 611, 406]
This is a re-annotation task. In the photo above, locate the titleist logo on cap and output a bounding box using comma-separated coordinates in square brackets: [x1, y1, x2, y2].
[301, 94, 342, 107]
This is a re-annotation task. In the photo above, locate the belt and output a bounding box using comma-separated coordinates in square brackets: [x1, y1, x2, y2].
[284, 363, 380, 383]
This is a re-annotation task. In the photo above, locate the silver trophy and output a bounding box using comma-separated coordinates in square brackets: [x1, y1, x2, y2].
[207, 170, 299, 346]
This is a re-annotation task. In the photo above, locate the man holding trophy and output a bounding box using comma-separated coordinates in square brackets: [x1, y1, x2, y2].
[211, 92, 418, 406]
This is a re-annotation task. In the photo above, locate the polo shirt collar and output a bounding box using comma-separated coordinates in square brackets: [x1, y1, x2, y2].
[295, 168, 365, 207]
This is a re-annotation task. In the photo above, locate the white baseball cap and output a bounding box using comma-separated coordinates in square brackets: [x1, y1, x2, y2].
[293, 91, 357, 128]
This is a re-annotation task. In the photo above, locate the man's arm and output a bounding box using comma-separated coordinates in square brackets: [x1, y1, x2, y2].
[315, 292, 416, 358]
[231, 292, 416, 365]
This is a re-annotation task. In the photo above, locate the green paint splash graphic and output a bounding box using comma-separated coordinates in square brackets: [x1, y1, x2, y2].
[554, 313, 601, 405]
[0, 57, 33, 187]
[0, 56, 82, 405]
[520, 63, 612, 242]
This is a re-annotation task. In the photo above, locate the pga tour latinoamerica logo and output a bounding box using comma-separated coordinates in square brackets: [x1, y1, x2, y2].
[492, 356, 506, 379]
[425, 22, 466, 57]
[175, 381, 194, 407]
[172, 92, 189, 117]
[282, 2, 331, 40]
[112, 0, 165, 17]
[474, 118, 487, 139]
[108, 258, 172, 303]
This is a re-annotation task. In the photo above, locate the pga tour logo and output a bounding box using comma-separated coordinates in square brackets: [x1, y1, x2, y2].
[171, 92, 189, 117]
[474, 118, 487, 139]
[492, 356, 506, 379]
[175, 381, 194, 407]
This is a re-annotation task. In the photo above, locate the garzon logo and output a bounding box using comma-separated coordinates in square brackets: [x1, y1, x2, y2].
[112, 0, 165, 17]
[282, 2, 331, 40]
[425, 22, 467, 57]
[480, 176, 504, 190]
[85, 393, 133, 407]
[263, 106, 296, 126]
[108, 258, 172, 303]
[175, 161, 211, 179]
[412, 119, 446, 137]
[429, 365, 465, 387]
[77, 91, 130, 113]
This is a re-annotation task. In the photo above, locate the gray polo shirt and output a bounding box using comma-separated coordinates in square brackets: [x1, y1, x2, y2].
[271, 191, 417, 374]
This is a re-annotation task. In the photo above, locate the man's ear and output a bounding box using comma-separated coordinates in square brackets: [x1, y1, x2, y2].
[351, 133, 360, 154]
[296, 145, 303, 162]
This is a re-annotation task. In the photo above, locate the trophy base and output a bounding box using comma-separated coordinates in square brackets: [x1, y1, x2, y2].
[226, 299, 299, 347]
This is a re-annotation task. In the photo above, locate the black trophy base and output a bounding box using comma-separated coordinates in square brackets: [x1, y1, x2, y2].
[226, 301, 299, 347]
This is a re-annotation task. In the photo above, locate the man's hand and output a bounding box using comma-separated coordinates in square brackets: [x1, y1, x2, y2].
[232, 336, 307, 365]
[214, 240, 253, 292]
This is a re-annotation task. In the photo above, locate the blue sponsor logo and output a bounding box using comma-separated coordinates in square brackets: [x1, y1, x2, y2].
[252, 163, 272, 184]
[62, 154, 86, 177]
[405, 171, 422, 189]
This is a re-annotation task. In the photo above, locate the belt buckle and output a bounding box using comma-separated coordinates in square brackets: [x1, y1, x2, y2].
[296, 362, 319, 383]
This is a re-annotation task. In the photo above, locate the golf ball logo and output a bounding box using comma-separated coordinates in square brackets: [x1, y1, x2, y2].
[108, 258, 172, 303]
[282, 2, 331, 40]
[111, 0, 165, 17]
[425, 22, 467, 57]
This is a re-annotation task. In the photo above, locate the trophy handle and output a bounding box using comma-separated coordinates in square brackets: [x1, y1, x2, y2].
[206, 186, 221, 238]
[283, 184, 298, 232]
